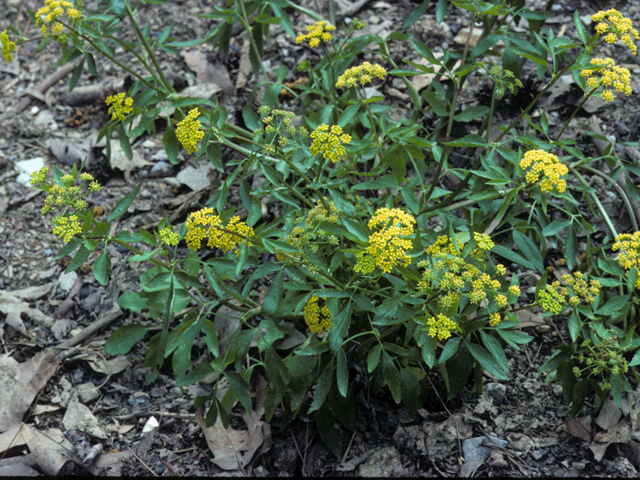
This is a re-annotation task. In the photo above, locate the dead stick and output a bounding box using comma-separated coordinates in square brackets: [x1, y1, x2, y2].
[57, 309, 122, 350]
[0, 59, 80, 121]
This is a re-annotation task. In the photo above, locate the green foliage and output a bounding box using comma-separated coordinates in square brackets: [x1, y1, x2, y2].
[18, 0, 640, 459]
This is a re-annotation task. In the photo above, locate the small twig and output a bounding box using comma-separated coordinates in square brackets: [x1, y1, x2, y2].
[340, 428, 358, 464]
[109, 411, 195, 421]
[56, 309, 123, 350]
[219, 426, 248, 477]
[288, 425, 309, 476]
[127, 445, 159, 477]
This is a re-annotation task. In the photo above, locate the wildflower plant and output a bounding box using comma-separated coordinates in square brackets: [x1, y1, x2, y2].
[12, 0, 640, 458]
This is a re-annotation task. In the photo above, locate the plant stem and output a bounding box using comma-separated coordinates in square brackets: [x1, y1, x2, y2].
[124, 0, 175, 93]
[578, 164, 638, 232]
[568, 164, 618, 238]
[554, 89, 595, 142]
[238, 0, 271, 86]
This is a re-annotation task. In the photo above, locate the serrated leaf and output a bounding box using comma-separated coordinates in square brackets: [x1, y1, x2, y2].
[105, 325, 148, 355]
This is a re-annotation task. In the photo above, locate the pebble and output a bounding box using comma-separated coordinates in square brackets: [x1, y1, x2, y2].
[532, 448, 548, 461]
[553, 384, 563, 397]
[617, 123, 630, 135]
[369, 15, 381, 24]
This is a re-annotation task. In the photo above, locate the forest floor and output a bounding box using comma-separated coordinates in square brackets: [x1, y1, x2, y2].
[1, 0, 640, 477]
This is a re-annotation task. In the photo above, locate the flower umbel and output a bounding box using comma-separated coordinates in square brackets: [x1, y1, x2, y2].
[295, 21, 335, 48]
[52, 215, 82, 242]
[176, 108, 205, 155]
[519, 149, 568, 193]
[159, 226, 180, 246]
[592, 9, 639, 55]
[309, 125, 352, 163]
[304, 296, 332, 334]
[613, 231, 640, 287]
[335, 62, 388, 89]
[354, 208, 416, 274]
[105, 93, 133, 122]
[581, 57, 632, 103]
[184, 208, 254, 254]
[35, 0, 82, 38]
[1, 30, 16, 63]
[425, 313, 458, 341]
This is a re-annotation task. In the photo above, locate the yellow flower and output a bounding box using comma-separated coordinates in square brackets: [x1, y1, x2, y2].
[105, 92, 133, 122]
[335, 62, 388, 88]
[613, 231, 640, 288]
[184, 208, 254, 253]
[591, 9, 639, 55]
[508, 285, 520, 297]
[495, 264, 506, 276]
[52, 215, 82, 242]
[30, 166, 49, 185]
[474, 232, 495, 251]
[519, 149, 568, 193]
[489, 313, 501, 326]
[295, 21, 335, 48]
[538, 283, 565, 315]
[309, 124, 351, 163]
[176, 108, 205, 155]
[496, 294, 508, 307]
[1, 30, 16, 63]
[35, 0, 82, 38]
[354, 208, 416, 274]
[580, 57, 632, 103]
[159, 226, 179, 246]
[304, 296, 332, 334]
[426, 313, 457, 341]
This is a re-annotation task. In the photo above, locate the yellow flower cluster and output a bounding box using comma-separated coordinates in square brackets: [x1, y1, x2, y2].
[309, 125, 352, 163]
[176, 108, 205, 155]
[184, 208, 254, 253]
[1, 30, 16, 63]
[335, 62, 388, 88]
[354, 208, 416, 274]
[30, 166, 49, 185]
[426, 313, 458, 341]
[581, 57, 632, 102]
[35, 0, 82, 38]
[418, 235, 517, 324]
[538, 283, 564, 315]
[304, 296, 332, 334]
[105, 93, 133, 122]
[592, 9, 639, 55]
[561, 272, 601, 305]
[474, 232, 495, 251]
[490, 313, 501, 327]
[612, 231, 640, 287]
[159, 226, 179, 246]
[295, 21, 335, 48]
[276, 201, 340, 263]
[52, 215, 82, 242]
[519, 149, 568, 193]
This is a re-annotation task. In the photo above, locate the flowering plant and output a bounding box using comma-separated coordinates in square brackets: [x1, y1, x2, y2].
[9, 0, 640, 458]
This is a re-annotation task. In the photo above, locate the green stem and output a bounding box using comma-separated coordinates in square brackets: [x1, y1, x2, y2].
[568, 164, 618, 238]
[554, 89, 595, 142]
[420, 58, 579, 215]
[124, 0, 175, 93]
[578, 164, 638, 232]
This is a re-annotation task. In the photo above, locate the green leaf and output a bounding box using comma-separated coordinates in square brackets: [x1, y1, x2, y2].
[69, 57, 85, 92]
[265, 348, 290, 406]
[108, 0, 125, 16]
[315, 405, 343, 459]
[105, 325, 148, 355]
[118, 125, 133, 160]
[337, 348, 348, 397]
[54, 236, 83, 260]
[263, 270, 283, 316]
[436, 0, 447, 23]
[342, 218, 370, 242]
[108, 183, 141, 221]
[564, 222, 578, 270]
[403, 0, 431, 28]
[439, 337, 460, 364]
[443, 134, 488, 148]
[466, 341, 508, 381]
[496, 329, 533, 351]
[117, 291, 147, 314]
[423, 91, 448, 116]
[65, 244, 92, 273]
[368, 344, 382, 373]
[400, 368, 421, 417]
[574, 10, 589, 45]
[338, 104, 359, 128]
[492, 245, 535, 270]
[542, 219, 570, 236]
[512, 230, 544, 273]
[421, 335, 437, 367]
[480, 331, 509, 375]
[224, 372, 252, 415]
[383, 351, 401, 404]
[163, 120, 180, 164]
[308, 360, 333, 414]
[93, 250, 111, 286]
[453, 106, 490, 122]
[567, 310, 580, 343]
